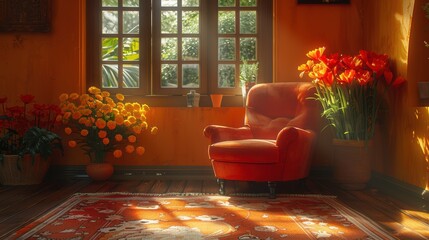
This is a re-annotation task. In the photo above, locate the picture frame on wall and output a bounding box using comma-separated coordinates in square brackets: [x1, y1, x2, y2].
[298, 0, 350, 4]
[0, 0, 51, 32]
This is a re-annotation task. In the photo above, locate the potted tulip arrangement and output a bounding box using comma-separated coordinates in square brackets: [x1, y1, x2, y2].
[298, 47, 405, 189]
[58, 86, 158, 181]
[0, 95, 63, 185]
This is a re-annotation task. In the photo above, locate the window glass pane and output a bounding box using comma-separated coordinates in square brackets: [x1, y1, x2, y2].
[183, 64, 200, 88]
[161, 11, 178, 34]
[123, 11, 139, 34]
[123, 64, 140, 88]
[123, 0, 139, 7]
[219, 0, 235, 7]
[240, 0, 256, 7]
[161, 64, 178, 88]
[240, 37, 256, 60]
[240, 11, 256, 34]
[102, 0, 118, 7]
[218, 38, 235, 60]
[218, 64, 236, 88]
[123, 38, 139, 61]
[183, 0, 199, 7]
[182, 37, 199, 60]
[102, 64, 119, 88]
[182, 11, 199, 34]
[161, 38, 178, 60]
[218, 11, 235, 34]
[102, 11, 118, 34]
[102, 38, 119, 61]
[161, 0, 177, 7]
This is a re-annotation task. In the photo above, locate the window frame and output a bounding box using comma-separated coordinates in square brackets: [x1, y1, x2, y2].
[86, 0, 272, 105]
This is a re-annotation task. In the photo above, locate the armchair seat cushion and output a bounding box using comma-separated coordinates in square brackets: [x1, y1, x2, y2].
[209, 139, 278, 164]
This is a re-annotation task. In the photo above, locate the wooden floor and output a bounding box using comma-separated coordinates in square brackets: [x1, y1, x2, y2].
[1, 176, 429, 239]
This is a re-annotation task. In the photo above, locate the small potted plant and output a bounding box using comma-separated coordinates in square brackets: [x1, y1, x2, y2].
[58, 86, 158, 181]
[240, 59, 259, 105]
[0, 95, 63, 185]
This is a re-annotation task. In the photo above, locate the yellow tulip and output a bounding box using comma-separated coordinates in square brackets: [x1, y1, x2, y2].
[133, 125, 142, 134]
[72, 111, 82, 120]
[88, 86, 101, 94]
[68, 140, 77, 148]
[96, 118, 106, 129]
[115, 115, 124, 125]
[80, 129, 89, 136]
[125, 145, 135, 153]
[101, 91, 110, 97]
[116, 93, 125, 101]
[115, 134, 123, 142]
[128, 135, 136, 143]
[64, 127, 72, 135]
[136, 146, 145, 155]
[107, 120, 116, 130]
[69, 93, 79, 100]
[113, 149, 123, 158]
[98, 130, 107, 139]
[59, 93, 69, 102]
[151, 126, 158, 135]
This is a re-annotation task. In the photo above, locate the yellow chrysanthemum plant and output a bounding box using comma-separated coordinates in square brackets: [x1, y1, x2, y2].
[58, 86, 158, 163]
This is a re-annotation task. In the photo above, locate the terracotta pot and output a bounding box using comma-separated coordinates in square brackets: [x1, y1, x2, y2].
[210, 94, 223, 107]
[0, 154, 51, 185]
[86, 163, 114, 181]
[332, 139, 373, 190]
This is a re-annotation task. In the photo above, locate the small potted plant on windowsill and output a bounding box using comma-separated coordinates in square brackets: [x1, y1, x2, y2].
[0, 95, 63, 185]
[240, 59, 259, 105]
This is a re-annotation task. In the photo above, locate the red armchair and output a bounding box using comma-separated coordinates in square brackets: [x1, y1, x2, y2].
[204, 82, 320, 198]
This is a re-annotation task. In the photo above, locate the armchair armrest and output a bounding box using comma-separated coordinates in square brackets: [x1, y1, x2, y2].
[204, 125, 253, 144]
[276, 126, 316, 177]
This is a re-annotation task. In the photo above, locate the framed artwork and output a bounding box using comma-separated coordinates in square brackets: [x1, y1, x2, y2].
[0, 0, 51, 32]
[298, 0, 350, 4]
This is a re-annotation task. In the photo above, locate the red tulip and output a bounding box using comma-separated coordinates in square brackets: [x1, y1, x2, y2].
[20, 94, 35, 104]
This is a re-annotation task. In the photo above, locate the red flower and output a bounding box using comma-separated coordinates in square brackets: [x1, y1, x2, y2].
[392, 76, 406, 87]
[20, 94, 35, 104]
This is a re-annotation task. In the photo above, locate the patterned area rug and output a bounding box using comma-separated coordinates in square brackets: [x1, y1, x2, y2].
[12, 193, 395, 240]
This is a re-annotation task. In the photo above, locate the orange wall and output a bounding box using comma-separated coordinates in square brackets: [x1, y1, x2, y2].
[1, 0, 429, 189]
[274, 0, 364, 83]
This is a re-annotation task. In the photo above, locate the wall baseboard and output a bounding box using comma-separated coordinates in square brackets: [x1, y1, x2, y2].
[47, 165, 215, 180]
[369, 172, 429, 208]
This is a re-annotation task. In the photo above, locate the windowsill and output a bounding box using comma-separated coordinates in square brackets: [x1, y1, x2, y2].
[126, 94, 246, 107]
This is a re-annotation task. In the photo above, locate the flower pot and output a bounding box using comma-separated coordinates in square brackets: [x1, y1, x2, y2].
[86, 163, 114, 181]
[0, 154, 51, 185]
[210, 94, 223, 107]
[332, 139, 373, 190]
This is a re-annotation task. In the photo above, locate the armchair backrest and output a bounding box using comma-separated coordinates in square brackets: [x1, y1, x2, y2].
[245, 82, 320, 139]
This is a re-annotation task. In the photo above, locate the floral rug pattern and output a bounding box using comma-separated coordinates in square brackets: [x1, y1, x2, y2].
[12, 193, 395, 239]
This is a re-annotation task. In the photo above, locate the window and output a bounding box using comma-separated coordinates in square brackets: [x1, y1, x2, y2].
[87, 0, 272, 104]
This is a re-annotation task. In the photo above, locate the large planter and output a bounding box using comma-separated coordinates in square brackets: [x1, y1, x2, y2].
[0, 154, 51, 185]
[86, 163, 114, 181]
[332, 139, 373, 190]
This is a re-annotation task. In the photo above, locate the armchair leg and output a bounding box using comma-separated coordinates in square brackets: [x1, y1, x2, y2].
[268, 181, 277, 199]
[217, 179, 226, 195]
